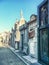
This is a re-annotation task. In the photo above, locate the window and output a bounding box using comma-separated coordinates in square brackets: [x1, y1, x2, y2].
[21, 34, 24, 50]
[30, 26, 34, 32]
[29, 30, 35, 38]
[40, 2, 48, 26]
[30, 28, 33, 31]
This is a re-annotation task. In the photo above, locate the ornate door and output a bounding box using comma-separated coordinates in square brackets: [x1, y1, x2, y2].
[39, 28, 49, 64]
[38, 0, 49, 64]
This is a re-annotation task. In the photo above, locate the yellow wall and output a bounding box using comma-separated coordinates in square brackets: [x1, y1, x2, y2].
[15, 17, 25, 42]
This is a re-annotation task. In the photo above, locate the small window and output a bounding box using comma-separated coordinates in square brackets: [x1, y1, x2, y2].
[30, 27, 34, 31]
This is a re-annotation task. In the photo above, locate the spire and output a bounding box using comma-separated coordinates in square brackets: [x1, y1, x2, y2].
[20, 9, 23, 18]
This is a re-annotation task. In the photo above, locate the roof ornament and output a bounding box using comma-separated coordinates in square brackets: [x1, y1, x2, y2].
[20, 9, 23, 18]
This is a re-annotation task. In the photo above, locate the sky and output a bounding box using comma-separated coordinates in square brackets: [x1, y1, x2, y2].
[0, 0, 43, 33]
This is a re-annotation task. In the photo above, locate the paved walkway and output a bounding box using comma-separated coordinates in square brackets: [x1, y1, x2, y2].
[0, 47, 26, 65]
[8, 46, 42, 65]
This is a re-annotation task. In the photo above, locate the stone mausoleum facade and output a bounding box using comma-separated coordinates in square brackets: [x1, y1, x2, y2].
[38, 0, 49, 65]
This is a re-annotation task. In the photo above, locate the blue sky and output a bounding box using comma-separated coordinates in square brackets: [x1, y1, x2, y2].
[0, 0, 43, 33]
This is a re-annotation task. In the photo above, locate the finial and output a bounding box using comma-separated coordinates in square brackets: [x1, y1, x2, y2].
[20, 9, 23, 18]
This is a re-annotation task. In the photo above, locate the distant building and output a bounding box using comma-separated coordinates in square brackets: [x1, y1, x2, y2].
[0, 34, 3, 43]
[9, 28, 15, 48]
[0, 31, 10, 45]
[9, 10, 26, 49]
[5, 31, 10, 45]
[14, 10, 26, 49]
[14, 20, 20, 49]
[28, 14, 38, 58]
